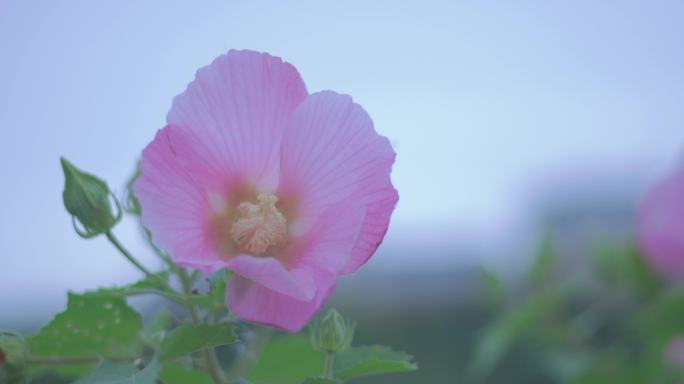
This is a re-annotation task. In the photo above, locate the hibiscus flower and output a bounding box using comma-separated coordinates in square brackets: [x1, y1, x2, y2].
[134, 50, 398, 331]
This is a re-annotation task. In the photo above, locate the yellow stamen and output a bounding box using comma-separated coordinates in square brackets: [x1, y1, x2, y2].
[230, 193, 286, 255]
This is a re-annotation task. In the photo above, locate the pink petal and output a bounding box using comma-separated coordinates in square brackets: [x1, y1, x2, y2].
[134, 127, 222, 272]
[293, 199, 366, 274]
[278, 91, 398, 274]
[135, 50, 308, 271]
[225, 255, 315, 301]
[167, 50, 308, 190]
[226, 271, 335, 332]
[638, 169, 684, 279]
[226, 200, 363, 330]
[340, 179, 398, 274]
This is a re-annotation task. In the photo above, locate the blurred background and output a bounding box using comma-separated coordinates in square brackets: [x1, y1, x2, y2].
[2, 1, 684, 382]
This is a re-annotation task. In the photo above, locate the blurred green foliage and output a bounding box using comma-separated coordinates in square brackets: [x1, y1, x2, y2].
[468, 235, 684, 384]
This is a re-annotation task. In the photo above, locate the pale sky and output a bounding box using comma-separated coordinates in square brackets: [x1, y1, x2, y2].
[1, 0, 683, 324]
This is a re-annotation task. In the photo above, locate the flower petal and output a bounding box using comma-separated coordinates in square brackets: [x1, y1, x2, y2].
[292, 199, 366, 274]
[340, 183, 398, 274]
[136, 50, 308, 271]
[226, 201, 365, 331]
[225, 255, 315, 301]
[226, 271, 335, 332]
[167, 50, 308, 190]
[279, 91, 397, 274]
[134, 126, 223, 272]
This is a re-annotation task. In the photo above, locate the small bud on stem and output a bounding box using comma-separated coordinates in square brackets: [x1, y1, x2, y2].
[310, 308, 355, 354]
[61, 157, 122, 238]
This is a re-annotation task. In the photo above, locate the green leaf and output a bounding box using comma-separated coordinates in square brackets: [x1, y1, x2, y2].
[159, 322, 236, 361]
[529, 233, 555, 285]
[89, 272, 170, 297]
[593, 240, 663, 296]
[124, 271, 170, 292]
[28, 292, 143, 375]
[159, 364, 212, 384]
[248, 336, 323, 384]
[574, 349, 683, 384]
[478, 266, 506, 307]
[636, 288, 684, 347]
[468, 288, 566, 379]
[334, 345, 417, 381]
[302, 378, 335, 384]
[540, 348, 595, 382]
[85, 272, 188, 306]
[141, 309, 172, 346]
[73, 359, 159, 384]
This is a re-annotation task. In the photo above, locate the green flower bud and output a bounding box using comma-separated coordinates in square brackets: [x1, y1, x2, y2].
[0, 331, 28, 384]
[61, 157, 122, 238]
[310, 309, 355, 353]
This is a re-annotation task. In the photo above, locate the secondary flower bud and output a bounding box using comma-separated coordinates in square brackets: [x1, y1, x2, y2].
[310, 309, 355, 353]
[61, 157, 121, 238]
[0, 331, 28, 383]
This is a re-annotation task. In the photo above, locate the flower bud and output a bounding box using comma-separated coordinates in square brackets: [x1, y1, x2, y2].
[310, 309, 355, 353]
[0, 331, 28, 384]
[61, 157, 121, 238]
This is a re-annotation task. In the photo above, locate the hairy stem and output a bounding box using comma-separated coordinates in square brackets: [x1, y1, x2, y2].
[324, 352, 336, 380]
[178, 268, 226, 384]
[105, 230, 155, 278]
[142, 227, 177, 271]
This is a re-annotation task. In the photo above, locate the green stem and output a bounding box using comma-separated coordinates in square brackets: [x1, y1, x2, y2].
[178, 268, 226, 384]
[105, 231, 155, 278]
[324, 352, 335, 380]
[136, 227, 230, 382]
[142, 228, 177, 271]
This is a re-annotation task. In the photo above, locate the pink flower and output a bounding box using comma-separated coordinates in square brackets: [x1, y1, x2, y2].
[134, 50, 398, 331]
[638, 166, 684, 279]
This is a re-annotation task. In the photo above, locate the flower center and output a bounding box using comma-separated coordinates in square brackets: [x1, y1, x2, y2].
[230, 193, 287, 255]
